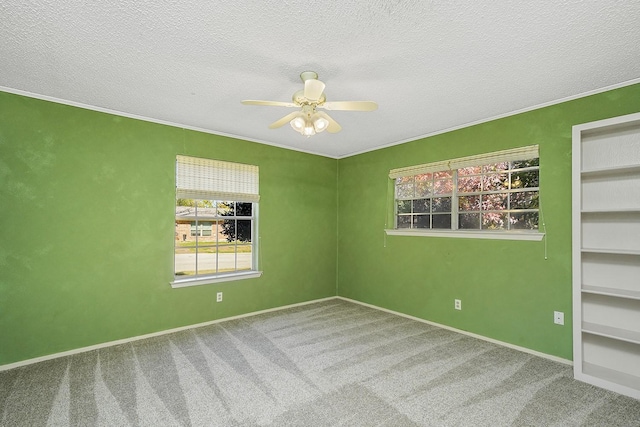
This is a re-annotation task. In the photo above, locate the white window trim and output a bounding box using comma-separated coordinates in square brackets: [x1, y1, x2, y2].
[385, 228, 544, 241]
[171, 270, 263, 288]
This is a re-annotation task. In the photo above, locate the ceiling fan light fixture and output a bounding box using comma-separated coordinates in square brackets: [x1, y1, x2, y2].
[290, 115, 306, 133]
[302, 121, 316, 137]
[313, 115, 329, 133]
[244, 71, 377, 137]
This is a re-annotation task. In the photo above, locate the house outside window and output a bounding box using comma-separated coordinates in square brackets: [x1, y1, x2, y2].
[172, 156, 261, 287]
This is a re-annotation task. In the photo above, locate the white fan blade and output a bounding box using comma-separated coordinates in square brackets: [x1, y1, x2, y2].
[320, 101, 378, 111]
[242, 100, 297, 108]
[304, 79, 326, 101]
[268, 111, 302, 129]
[316, 111, 342, 133]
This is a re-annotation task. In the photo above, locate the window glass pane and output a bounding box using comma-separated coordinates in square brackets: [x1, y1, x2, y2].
[236, 202, 253, 216]
[510, 212, 539, 229]
[397, 215, 411, 228]
[217, 201, 234, 216]
[434, 171, 452, 179]
[198, 208, 217, 221]
[511, 158, 539, 169]
[510, 170, 539, 188]
[414, 215, 430, 228]
[414, 174, 432, 197]
[396, 176, 413, 185]
[483, 162, 508, 172]
[511, 191, 539, 209]
[413, 199, 430, 213]
[458, 176, 482, 193]
[235, 245, 253, 271]
[197, 200, 215, 208]
[176, 203, 196, 216]
[175, 249, 196, 276]
[221, 219, 237, 241]
[197, 252, 219, 275]
[396, 183, 414, 199]
[482, 212, 508, 230]
[482, 174, 508, 191]
[217, 241, 236, 252]
[459, 213, 480, 229]
[397, 200, 412, 214]
[175, 238, 196, 252]
[432, 214, 451, 229]
[458, 166, 481, 176]
[434, 179, 453, 195]
[481, 193, 508, 211]
[236, 220, 252, 243]
[176, 198, 196, 208]
[432, 197, 451, 213]
[176, 229, 196, 247]
[459, 195, 480, 211]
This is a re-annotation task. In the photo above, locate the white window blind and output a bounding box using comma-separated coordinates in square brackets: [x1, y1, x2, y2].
[176, 155, 260, 202]
[389, 145, 539, 179]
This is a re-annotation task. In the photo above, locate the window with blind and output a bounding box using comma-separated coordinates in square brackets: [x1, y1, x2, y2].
[388, 146, 543, 240]
[172, 155, 261, 287]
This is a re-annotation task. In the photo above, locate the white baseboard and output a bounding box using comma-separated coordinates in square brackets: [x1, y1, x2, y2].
[337, 296, 573, 366]
[1, 295, 571, 371]
[0, 296, 337, 372]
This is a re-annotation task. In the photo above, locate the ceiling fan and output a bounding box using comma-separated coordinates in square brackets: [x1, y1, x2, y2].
[241, 71, 378, 137]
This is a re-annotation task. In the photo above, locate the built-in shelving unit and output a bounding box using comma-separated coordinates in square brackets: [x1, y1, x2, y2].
[572, 112, 640, 400]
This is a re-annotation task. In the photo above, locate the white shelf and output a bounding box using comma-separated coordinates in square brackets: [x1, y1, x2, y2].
[573, 112, 640, 399]
[581, 164, 640, 177]
[581, 248, 640, 256]
[582, 285, 640, 301]
[583, 362, 640, 393]
[581, 209, 640, 214]
[582, 322, 640, 345]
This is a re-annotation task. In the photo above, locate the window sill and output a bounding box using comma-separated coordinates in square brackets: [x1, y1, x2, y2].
[384, 229, 545, 241]
[171, 271, 263, 288]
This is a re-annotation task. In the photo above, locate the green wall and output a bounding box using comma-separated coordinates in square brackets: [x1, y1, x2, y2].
[337, 83, 640, 360]
[0, 92, 337, 365]
[2, 83, 639, 366]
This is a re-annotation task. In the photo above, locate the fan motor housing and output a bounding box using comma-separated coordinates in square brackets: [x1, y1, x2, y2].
[293, 90, 326, 106]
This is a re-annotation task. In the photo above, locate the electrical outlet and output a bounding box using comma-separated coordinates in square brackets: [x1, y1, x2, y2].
[216, 292, 223, 303]
[554, 311, 564, 325]
[454, 299, 462, 310]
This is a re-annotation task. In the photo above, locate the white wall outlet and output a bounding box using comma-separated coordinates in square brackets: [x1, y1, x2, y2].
[216, 292, 223, 303]
[554, 311, 564, 325]
[454, 299, 462, 310]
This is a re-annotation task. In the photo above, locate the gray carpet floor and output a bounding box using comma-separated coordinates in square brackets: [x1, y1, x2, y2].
[1, 299, 640, 426]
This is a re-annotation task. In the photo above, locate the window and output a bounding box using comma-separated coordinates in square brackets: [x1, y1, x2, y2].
[190, 221, 212, 237]
[172, 156, 261, 287]
[389, 146, 542, 240]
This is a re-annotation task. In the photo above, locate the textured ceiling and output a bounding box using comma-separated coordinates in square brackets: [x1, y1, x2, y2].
[1, 1, 639, 158]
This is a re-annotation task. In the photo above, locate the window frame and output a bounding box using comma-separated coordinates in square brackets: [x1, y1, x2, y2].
[171, 156, 262, 288]
[386, 146, 544, 241]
